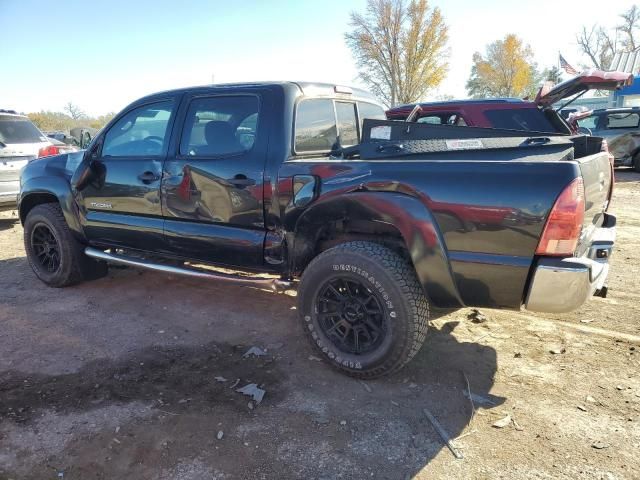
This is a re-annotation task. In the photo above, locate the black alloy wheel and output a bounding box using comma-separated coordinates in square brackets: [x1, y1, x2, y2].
[31, 223, 61, 273]
[316, 276, 387, 355]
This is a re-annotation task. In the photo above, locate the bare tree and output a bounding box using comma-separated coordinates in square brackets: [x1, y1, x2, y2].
[576, 25, 616, 70]
[64, 102, 86, 121]
[618, 5, 640, 50]
[576, 5, 640, 70]
[345, 0, 448, 107]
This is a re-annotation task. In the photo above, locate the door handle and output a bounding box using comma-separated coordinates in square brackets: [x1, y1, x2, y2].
[226, 177, 256, 187]
[138, 171, 160, 184]
[523, 137, 551, 145]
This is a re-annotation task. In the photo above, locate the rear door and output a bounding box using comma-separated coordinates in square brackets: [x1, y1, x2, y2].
[79, 98, 178, 250]
[161, 91, 268, 268]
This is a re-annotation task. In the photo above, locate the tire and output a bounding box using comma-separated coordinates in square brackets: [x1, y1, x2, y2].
[634, 153, 640, 173]
[23, 203, 107, 287]
[297, 241, 429, 378]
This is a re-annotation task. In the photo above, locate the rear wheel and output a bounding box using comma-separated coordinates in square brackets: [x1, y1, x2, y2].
[24, 203, 107, 287]
[297, 241, 429, 378]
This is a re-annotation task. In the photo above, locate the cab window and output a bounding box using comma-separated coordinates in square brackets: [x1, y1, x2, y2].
[295, 99, 338, 153]
[357, 102, 386, 130]
[295, 99, 385, 153]
[180, 95, 260, 157]
[335, 102, 359, 147]
[102, 101, 174, 157]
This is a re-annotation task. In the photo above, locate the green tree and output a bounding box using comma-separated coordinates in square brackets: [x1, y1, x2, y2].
[466, 34, 537, 98]
[345, 0, 449, 107]
[541, 66, 562, 84]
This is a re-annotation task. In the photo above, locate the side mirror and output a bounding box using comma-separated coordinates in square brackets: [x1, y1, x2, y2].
[71, 139, 103, 191]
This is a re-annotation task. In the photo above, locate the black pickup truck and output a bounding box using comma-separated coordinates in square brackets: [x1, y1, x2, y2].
[19, 81, 616, 378]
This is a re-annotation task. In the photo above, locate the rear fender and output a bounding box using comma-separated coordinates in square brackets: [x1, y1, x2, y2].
[19, 176, 85, 239]
[290, 192, 463, 308]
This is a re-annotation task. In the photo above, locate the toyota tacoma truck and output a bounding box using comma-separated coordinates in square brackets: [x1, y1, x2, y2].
[19, 81, 616, 378]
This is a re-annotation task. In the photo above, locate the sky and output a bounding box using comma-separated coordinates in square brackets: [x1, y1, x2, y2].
[1, 0, 636, 115]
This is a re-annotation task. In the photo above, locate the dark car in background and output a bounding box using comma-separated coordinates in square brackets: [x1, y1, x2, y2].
[576, 107, 640, 170]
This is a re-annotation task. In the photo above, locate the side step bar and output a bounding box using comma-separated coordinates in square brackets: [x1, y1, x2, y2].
[84, 247, 293, 292]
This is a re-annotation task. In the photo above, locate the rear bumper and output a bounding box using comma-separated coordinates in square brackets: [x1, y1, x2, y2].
[524, 214, 615, 313]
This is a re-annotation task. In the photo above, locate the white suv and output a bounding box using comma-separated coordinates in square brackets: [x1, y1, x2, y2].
[0, 110, 57, 211]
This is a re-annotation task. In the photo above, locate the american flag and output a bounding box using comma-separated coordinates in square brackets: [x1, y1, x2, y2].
[559, 53, 578, 75]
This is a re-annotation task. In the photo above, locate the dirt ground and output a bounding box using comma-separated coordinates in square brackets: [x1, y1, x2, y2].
[0, 171, 639, 480]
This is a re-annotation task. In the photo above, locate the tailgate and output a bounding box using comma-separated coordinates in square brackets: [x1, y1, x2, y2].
[576, 151, 612, 253]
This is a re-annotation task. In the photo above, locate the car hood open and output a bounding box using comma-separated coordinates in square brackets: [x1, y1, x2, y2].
[535, 70, 634, 108]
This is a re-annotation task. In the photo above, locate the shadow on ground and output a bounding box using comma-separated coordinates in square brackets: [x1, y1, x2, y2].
[0, 259, 502, 479]
[0, 215, 19, 232]
[614, 169, 640, 183]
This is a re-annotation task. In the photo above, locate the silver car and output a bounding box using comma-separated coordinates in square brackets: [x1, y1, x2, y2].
[0, 111, 53, 211]
[576, 107, 640, 170]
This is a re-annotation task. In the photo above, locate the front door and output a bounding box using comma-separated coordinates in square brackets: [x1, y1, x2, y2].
[161, 92, 267, 268]
[79, 98, 177, 251]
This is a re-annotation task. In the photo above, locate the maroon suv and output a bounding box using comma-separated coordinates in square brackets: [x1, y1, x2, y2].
[386, 70, 633, 134]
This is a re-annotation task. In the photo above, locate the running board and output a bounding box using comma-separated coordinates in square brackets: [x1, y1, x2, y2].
[84, 247, 292, 292]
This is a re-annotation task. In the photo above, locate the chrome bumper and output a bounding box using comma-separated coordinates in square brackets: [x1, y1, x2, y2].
[524, 214, 615, 313]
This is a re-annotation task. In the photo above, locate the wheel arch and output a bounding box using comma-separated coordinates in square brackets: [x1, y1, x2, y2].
[289, 192, 463, 308]
[19, 177, 84, 239]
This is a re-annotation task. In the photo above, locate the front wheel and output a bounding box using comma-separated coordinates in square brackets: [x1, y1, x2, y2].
[297, 241, 430, 378]
[24, 203, 107, 287]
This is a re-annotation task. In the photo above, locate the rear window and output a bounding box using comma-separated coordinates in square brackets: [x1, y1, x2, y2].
[180, 95, 259, 156]
[0, 116, 46, 144]
[357, 102, 386, 130]
[335, 102, 359, 147]
[295, 99, 338, 153]
[294, 99, 385, 153]
[484, 108, 557, 132]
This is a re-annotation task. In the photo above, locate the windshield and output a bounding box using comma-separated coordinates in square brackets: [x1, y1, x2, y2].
[0, 115, 46, 144]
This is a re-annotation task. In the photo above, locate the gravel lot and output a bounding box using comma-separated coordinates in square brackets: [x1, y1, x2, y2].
[1, 171, 639, 479]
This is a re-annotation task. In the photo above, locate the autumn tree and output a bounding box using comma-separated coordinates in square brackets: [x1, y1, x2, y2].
[345, 0, 448, 107]
[466, 34, 537, 98]
[27, 111, 114, 132]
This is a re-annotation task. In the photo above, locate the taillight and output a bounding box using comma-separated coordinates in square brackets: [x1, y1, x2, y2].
[38, 145, 61, 158]
[535, 177, 585, 256]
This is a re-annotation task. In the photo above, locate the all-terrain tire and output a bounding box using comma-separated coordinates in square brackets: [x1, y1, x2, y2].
[297, 241, 429, 379]
[23, 203, 107, 287]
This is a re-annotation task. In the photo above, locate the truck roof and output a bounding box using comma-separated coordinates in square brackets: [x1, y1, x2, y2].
[136, 81, 381, 104]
